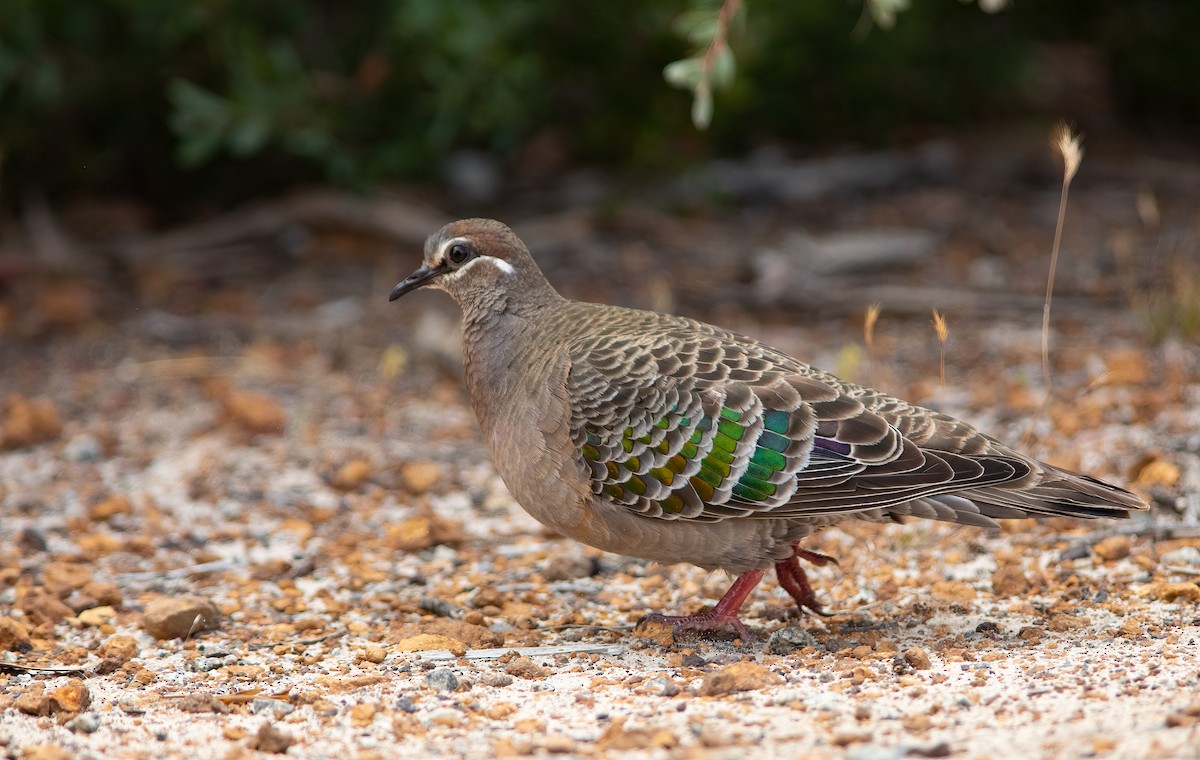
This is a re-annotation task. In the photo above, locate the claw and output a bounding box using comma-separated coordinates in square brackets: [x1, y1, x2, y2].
[774, 546, 836, 616]
[642, 569, 764, 640]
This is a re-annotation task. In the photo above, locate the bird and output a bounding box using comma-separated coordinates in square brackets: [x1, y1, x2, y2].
[389, 218, 1148, 639]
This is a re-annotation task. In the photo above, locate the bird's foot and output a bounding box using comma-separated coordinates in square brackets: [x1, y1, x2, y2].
[640, 568, 764, 641]
[775, 552, 833, 617]
[793, 547, 838, 568]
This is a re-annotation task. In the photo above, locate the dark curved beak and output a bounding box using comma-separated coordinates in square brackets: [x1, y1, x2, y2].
[389, 264, 443, 302]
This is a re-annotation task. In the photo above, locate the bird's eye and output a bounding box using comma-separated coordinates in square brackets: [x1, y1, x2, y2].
[447, 243, 472, 266]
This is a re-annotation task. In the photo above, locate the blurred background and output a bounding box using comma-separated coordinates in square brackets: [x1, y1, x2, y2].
[0, 0, 1197, 428]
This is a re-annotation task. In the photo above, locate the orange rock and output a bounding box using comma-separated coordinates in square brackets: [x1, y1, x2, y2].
[222, 390, 285, 434]
[393, 634, 467, 656]
[1102, 349, 1148, 386]
[88, 494, 133, 521]
[48, 679, 91, 714]
[930, 580, 976, 603]
[384, 515, 464, 552]
[597, 718, 677, 751]
[142, 596, 222, 639]
[43, 561, 93, 593]
[401, 462, 441, 495]
[632, 617, 675, 647]
[699, 661, 784, 696]
[991, 565, 1030, 598]
[1093, 536, 1132, 562]
[1133, 456, 1181, 488]
[902, 647, 932, 670]
[504, 656, 548, 679]
[1137, 582, 1200, 603]
[1, 395, 62, 449]
[331, 460, 371, 491]
[0, 616, 32, 652]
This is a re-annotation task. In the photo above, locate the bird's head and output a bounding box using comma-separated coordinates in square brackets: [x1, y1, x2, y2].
[389, 219, 555, 314]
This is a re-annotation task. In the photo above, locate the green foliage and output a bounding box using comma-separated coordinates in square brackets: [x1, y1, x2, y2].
[0, 0, 1194, 204]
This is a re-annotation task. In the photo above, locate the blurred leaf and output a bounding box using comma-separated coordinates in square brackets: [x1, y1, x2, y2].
[692, 82, 713, 129]
[868, 0, 912, 30]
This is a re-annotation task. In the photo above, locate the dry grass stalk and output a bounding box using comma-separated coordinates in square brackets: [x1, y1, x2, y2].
[1043, 123, 1084, 392]
[864, 302, 881, 385]
[1024, 122, 1084, 447]
[932, 308, 948, 399]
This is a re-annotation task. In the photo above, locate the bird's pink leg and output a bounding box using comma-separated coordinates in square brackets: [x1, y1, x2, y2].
[642, 569, 764, 640]
[774, 545, 838, 616]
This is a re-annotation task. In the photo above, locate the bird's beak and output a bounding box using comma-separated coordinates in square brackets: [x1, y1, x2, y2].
[389, 264, 443, 301]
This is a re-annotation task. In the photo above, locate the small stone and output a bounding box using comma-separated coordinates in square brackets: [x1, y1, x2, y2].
[597, 719, 678, 751]
[393, 619, 502, 649]
[427, 707, 462, 727]
[425, 667, 460, 692]
[1048, 613, 1087, 632]
[767, 626, 819, 654]
[43, 561, 93, 592]
[1137, 582, 1200, 603]
[76, 606, 116, 627]
[222, 390, 285, 435]
[1093, 535, 1132, 561]
[88, 494, 132, 521]
[930, 580, 976, 603]
[481, 672, 514, 687]
[17, 745, 72, 760]
[632, 617, 676, 647]
[175, 694, 229, 714]
[699, 662, 783, 696]
[1018, 626, 1044, 642]
[49, 679, 91, 714]
[80, 580, 122, 607]
[64, 713, 100, 734]
[250, 721, 294, 754]
[0, 616, 32, 652]
[504, 656, 548, 680]
[99, 634, 138, 665]
[64, 433, 103, 463]
[394, 634, 468, 657]
[1165, 701, 1200, 728]
[142, 596, 222, 639]
[401, 461, 441, 495]
[640, 677, 680, 697]
[384, 515, 465, 552]
[331, 460, 371, 491]
[1134, 456, 1181, 488]
[16, 683, 48, 716]
[484, 702, 516, 719]
[396, 697, 419, 713]
[541, 554, 594, 581]
[249, 700, 294, 716]
[991, 564, 1029, 598]
[1, 395, 62, 449]
[902, 648, 932, 670]
[350, 703, 378, 726]
[357, 644, 388, 664]
[541, 734, 578, 754]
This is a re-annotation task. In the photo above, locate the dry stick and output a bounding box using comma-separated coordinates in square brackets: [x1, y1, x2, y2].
[691, 0, 742, 125]
[1025, 123, 1084, 448]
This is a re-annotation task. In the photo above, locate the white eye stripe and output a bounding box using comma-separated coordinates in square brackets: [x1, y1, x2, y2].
[443, 255, 515, 280]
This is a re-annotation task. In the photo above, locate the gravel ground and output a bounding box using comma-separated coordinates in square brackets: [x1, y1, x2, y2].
[2, 294, 1198, 760]
[2, 148, 1200, 758]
